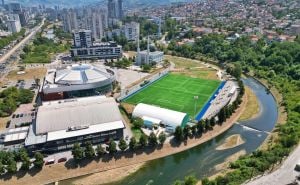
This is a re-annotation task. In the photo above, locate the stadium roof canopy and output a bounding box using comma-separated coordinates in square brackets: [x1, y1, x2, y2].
[132, 103, 189, 130]
[42, 64, 115, 94]
[54, 64, 111, 85]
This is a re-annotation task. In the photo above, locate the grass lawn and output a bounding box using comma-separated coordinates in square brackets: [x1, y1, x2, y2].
[124, 73, 220, 118]
[6, 67, 47, 81]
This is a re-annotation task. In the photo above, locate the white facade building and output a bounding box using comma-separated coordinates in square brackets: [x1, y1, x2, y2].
[136, 36, 164, 66]
[106, 22, 140, 42]
[123, 22, 140, 41]
[7, 14, 21, 33]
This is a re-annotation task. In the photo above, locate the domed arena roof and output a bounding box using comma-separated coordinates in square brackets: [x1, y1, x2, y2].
[54, 64, 113, 85]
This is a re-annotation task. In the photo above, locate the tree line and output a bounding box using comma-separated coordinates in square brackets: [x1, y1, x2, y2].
[0, 149, 44, 175]
[0, 28, 26, 50]
[71, 132, 167, 162]
[169, 34, 300, 184]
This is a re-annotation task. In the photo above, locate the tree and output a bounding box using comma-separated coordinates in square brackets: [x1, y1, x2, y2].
[33, 152, 44, 168]
[205, 119, 211, 130]
[0, 162, 4, 175]
[197, 120, 205, 134]
[96, 144, 106, 157]
[183, 175, 198, 185]
[173, 180, 183, 185]
[84, 142, 95, 158]
[21, 156, 31, 170]
[174, 126, 184, 142]
[108, 139, 117, 154]
[129, 137, 138, 151]
[72, 143, 84, 161]
[132, 117, 144, 129]
[6, 159, 17, 174]
[139, 134, 148, 148]
[232, 64, 242, 79]
[158, 132, 167, 145]
[118, 138, 128, 152]
[148, 132, 158, 147]
[183, 125, 191, 139]
[191, 125, 197, 136]
[17, 148, 31, 170]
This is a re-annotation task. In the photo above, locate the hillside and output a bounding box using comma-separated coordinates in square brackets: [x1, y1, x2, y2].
[7, 0, 190, 8]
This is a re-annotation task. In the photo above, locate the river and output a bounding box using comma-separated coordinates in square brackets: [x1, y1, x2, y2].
[108, 77, 278, 185]
[58, 77, 278, 185]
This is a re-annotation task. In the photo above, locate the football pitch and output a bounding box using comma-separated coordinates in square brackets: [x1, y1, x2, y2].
[123, 74, 221, 118]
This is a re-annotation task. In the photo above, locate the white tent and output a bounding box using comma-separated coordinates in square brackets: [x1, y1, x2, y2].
[132, 103, 189, 131]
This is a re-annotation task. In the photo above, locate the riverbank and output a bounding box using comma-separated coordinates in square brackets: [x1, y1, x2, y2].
[59, 163, 145, 185]
[238, 87, 260, 121]
[204, 76, 284, 184]
[249, 77, 287, 151]
[0, 90, 247, 185]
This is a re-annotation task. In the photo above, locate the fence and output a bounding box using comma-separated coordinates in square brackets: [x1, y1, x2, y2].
[118, 68, 170, 101]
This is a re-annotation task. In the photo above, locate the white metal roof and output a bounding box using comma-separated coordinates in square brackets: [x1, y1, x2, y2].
[35, 96, 123, 134]
[4, 132, 27, 143]
[54, 64, 111, 85]
[133, 103, 188, 129]
[47, 120, 124, 141]
[8, 126, 29, 133]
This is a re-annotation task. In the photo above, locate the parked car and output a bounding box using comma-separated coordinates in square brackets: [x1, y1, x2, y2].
[58, 157, 67, 163]
[45, 159, 55, 165]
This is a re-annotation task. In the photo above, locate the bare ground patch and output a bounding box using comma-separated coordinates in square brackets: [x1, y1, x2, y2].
[216, 134, 245, 150]
[239, 87, 260, 121]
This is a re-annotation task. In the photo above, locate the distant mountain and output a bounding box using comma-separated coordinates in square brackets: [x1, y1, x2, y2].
[6, 0, 191, 8]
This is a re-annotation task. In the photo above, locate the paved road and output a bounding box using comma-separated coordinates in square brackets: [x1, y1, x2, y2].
[0, 19, 45, 63]
[246, 145, 300, 185]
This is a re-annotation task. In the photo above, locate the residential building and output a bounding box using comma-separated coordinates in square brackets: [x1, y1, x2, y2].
[72, 29, 93, 48]
[106, 21, 140, 41]
[108, 0, 123, 27]
[123, 22, 140, 41]
[62, 7, 108, 40]
[7, 3, 28, 26]
[108, 0, 123, 19]
[62, 8, 78, 33]
[7, 14, 21, 33]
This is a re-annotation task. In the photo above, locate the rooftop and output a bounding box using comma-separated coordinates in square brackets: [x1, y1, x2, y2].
[35, 96, 123, 134]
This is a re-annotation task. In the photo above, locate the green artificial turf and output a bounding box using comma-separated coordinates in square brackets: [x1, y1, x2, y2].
[124, 74, 220, 118]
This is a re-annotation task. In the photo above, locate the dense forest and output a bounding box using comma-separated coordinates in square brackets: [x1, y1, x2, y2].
[169, 34, 300, 184]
